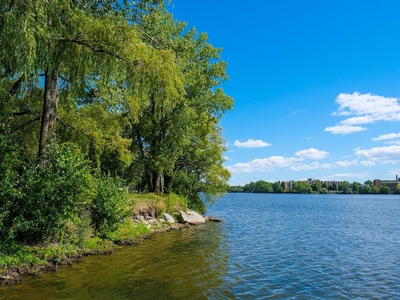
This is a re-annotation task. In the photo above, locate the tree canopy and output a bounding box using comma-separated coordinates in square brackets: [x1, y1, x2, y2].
[0, 0, 232, 246]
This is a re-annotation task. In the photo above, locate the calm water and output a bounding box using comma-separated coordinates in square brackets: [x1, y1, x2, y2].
[1, 193, 400, 299]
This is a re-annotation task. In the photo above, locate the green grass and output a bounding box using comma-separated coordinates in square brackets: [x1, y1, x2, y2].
[107, 219, 151, 243]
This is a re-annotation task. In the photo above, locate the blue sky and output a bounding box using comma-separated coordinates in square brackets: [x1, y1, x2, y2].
[167, 0, 400, 185]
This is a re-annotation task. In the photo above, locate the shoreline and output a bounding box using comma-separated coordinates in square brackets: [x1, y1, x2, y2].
[0, 222, 197, 286]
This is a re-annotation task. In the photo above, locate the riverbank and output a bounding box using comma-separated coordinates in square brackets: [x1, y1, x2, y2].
[0, 192, 213, 286]
[0, 220, 199, 285]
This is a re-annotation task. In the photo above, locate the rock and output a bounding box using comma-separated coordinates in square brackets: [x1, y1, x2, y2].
[147, 218, 159, 226]
[163, 213, 175, 223]
[205, 216, 222, 222]
[179, 209, 205, 225]
[138, 215, 149, 225]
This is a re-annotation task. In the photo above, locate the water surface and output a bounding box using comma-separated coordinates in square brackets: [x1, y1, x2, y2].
[1, 193, 400, 299]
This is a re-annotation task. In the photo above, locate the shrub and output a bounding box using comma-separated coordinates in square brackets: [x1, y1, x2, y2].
[167, 193, 188, 214]
[91, 175, 127, 237]
[0, 140, 94, 248]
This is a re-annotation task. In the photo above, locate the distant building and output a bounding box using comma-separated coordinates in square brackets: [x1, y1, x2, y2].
[281, 181, 289, 191]
[373, 175, 400, 192]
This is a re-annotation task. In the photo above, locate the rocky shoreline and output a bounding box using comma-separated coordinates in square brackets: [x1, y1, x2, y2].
[0, 211, 221, 286]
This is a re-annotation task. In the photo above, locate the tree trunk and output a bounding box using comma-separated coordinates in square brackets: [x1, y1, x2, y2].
[38, 67, 59, 157]
[146, 173, 154, 193]
[164, 173, 172, 194]
[152, 171, 161, 194]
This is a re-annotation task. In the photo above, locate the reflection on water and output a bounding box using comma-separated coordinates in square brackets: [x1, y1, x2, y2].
[1, 224, 232, 300]
[2, 193, 400, 299]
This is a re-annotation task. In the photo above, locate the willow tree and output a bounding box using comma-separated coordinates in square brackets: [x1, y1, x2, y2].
[0, 0, 182, 162]
[125, 3, 233, 207]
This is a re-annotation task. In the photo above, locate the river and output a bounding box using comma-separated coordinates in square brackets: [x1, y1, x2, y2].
[1, 193, 400, 299]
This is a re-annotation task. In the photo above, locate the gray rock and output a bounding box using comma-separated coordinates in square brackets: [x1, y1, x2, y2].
[179, 209, 205, 225]
[205, 216, 222, 222]
[138, 215, 149, 225]
[163, 213, 175, 223]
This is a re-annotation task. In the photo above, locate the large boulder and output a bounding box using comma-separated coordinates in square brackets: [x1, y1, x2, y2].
[179, 210, 205, 225]
[163, 213, 175, 223]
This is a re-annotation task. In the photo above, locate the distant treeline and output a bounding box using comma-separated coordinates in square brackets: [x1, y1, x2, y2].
[229, 180, 400, 194]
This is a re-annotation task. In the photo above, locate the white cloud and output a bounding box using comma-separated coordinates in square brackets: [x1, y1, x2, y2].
[323, 172, 370, 180]
[355, 145, 400, 163]
[290, 160, 357, 171]
[389, 169, 400, 177]
[384, 140, 400, 145]
[234, 139, 271, 148]
[326, 92, 400, 134]
[227, 156, 302, 173]
[373, 132, 400, 141]
[324, 125, 366, 135]
[295, 148, 329, 159]
[306, 137, 313, 140]
[291, 161, 321, 171]
[223, 156, 229, 161]
[360, 160, 376, 166]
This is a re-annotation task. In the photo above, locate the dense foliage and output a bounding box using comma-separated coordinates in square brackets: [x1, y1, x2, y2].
[0, 0, 232, 252]
[229, 180, 400, 195]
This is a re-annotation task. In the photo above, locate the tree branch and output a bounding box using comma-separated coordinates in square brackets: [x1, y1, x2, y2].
[58, 37, 125, 60]
[57, 118, 98, 145]
[6, 75, 23, 101]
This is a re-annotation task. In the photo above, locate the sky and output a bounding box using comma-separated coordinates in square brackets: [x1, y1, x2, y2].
[167, 0, 400, 186]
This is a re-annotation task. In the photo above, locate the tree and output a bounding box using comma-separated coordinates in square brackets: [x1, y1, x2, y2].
[340, 181, 350, 193]
[333, 182, 339, 191]
[313, 180, 321, 193]
[364, 180, 373, 186]
[371, 186, 379, 194]
[379, 185, 391, 194]
[1, 0, 182, 162]
[125, 4, 233, 205]
[360, 185, 371, 194]
[353, 182, 359, 194]
[272, 182, 284, 193]
[292, 181, 312, 194]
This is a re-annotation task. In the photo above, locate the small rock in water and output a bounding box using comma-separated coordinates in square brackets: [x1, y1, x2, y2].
[205, 216, 222, 222]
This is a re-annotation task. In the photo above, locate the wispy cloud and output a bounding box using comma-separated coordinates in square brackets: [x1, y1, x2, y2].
[234, 139, 271, 148]
[355, 145, 400, 163]
[321, 172, 370, 180]
[289, 109, 306, 117]
[227, 156, 302, 173]
[360, 160, 376, 166]
[306, 137, 313, 140]
[295, 148, 329, 159]
[227, 151, 355, 174]
[325, 92, 400, 135]
[291, 160, 358, 171]
[372, 132, 400, 141]
[324, 125, 366, 135]
[384, 141, 400, 145]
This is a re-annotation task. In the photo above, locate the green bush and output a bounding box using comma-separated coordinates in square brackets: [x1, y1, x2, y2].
[167, 193, 188, 214]
[0, 140, 94, 248]
[91, 175, 127, 237]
